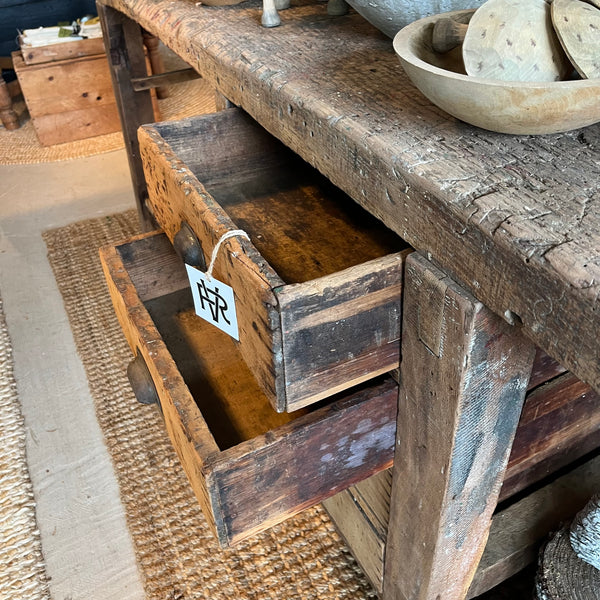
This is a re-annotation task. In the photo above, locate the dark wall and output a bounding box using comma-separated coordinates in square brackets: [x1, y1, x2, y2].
[1, 0, 98, 57]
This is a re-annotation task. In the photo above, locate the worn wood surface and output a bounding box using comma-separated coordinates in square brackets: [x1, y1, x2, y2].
[19, 37, 106, 65]
[139, 114, 284, 406]
[501, 372, 600, 502]
[139, 109, 408, 412]
[323, 469, 392, 588]
[12, 50, 120, 145]
[98, 0, 600, 395]
[383, 253, 536, 600]
[324, 365, 600, 593]
[462, 0, 571, 82]
[101, 231, 399, 546]
[325, 452, 600, 597]
[98, 4, 157, 228]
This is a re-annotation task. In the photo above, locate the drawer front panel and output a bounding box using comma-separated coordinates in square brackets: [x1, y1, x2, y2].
[139, 108, 409, 412]
[100, 232, 399, 546]
[278, 256, 405, 406]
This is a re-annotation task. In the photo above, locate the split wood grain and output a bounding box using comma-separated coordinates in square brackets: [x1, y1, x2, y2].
[383, 253, 536, 600]
[97, 0, 600, 395]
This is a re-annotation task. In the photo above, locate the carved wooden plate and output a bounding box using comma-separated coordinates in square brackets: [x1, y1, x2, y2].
[552, 0, 600, 79]
[462, 0, 572, 81]
[393, 9, 600, 134]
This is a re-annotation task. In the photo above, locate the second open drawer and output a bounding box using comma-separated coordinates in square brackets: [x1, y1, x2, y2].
[100, 231, 398, 547]
[138, 108, 411, 412]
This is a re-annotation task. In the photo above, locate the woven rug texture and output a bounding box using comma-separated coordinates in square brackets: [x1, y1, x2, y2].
[0, 47, 216, 165]
[0, 296, 51, 600]
[43, 210, 377, 600]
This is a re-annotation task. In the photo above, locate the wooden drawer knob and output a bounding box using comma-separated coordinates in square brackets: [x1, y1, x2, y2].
[127, 354, 160, 406]
[173, 222, 206, 270]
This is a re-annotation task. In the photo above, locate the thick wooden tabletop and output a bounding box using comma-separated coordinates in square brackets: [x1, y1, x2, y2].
[99, 0, 600, 393]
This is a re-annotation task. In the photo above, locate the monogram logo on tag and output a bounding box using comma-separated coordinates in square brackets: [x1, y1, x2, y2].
[186, 265, 240, 340]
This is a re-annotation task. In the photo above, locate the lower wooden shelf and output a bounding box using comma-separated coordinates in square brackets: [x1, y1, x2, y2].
[324, 451, 600, 597]
[100, 229, 600, 592]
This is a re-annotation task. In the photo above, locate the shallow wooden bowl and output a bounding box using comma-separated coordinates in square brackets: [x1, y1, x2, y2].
[392, 9, 600, 135]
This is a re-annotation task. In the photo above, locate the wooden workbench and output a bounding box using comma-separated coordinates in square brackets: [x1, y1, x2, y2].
[96, 0, 600, 598]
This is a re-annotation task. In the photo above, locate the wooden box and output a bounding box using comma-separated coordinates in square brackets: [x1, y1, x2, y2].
[138, 108, 411, 413]
[100, 231, 398, 547]
[12, 39, 120, 146]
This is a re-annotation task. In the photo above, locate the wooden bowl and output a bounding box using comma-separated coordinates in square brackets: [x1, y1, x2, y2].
[344, 0, 484, 39]
[392, 9, 600, 134]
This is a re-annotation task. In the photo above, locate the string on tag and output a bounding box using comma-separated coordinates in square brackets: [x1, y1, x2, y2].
[206, 229, 250, 280]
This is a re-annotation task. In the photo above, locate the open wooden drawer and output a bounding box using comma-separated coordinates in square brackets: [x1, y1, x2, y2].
[138, 108, 411, 413]
[100, 231, 398, 547]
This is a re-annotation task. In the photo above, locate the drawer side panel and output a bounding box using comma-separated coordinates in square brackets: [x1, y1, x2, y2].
[139, 124, 286, 406]
[99, 237, 223, 537]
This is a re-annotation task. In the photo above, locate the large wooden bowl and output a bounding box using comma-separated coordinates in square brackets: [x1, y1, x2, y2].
[392, 9, 600, 134]
[344, 0, 484, 39]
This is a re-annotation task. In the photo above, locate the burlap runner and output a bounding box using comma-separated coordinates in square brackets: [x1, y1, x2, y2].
[43, 211, 376, 600]
[0, 295, 51, 600]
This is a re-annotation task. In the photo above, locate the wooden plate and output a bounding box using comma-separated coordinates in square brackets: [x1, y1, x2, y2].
[462, 0, 572, 81]
[552, 0, 600, 78]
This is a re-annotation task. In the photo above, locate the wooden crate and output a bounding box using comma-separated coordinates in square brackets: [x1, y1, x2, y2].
[100, 231, 398, 547]
[12, 42, 120, 146]
[19, 37, 106, 65]
[138, 108, 411, 413]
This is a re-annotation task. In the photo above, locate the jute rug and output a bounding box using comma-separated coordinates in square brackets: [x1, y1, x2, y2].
[0, 295, 51, 600]
[0, 47, 216, 165]
[43, 211, 377, 600]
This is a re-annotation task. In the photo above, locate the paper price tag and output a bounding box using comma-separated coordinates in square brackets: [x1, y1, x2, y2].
[185, 264, 240, 341]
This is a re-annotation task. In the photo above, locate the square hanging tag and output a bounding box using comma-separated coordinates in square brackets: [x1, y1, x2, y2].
[185, 264, 240, 341]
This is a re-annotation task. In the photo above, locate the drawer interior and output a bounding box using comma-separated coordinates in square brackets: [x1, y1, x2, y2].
[102, 232, 398, 546]
[146, 111, 408, 285]
[145, 287, 304, 449]
[117, 233, 304, 448]
[141, 110, 411, 413]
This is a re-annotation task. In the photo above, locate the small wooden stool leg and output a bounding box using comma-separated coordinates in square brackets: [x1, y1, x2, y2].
[142, 31, 168, 99]
[383, 253, 536, 600]
[0, 76, 19, 130]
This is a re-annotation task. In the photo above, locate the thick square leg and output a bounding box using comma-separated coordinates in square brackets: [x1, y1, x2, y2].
[383, 253, 536, 600]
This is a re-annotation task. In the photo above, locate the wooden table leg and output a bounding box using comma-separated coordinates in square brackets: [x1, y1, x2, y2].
[0, 75, 19, 130]
[98, 4, 157, 231]
[383, 253, 536, 600]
